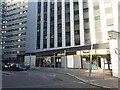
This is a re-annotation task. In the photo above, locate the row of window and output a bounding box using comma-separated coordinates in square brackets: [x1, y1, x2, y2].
[4, 32, 26, 38]
[2, 27, 25, 33]
[74, 1, 80, 45]
[4, 38, 25, 43]
[57, 2, 62, 47]
[36, 38, 91, 47]
[4, 44, 25, 49]
[2, 20, 7, 23]
[7, 15, 27, 22]
[65, 2, 71, 46]
[5, 27, 26, 33]
[7, 21, 27, 27]
[6, 10, 27, 17]
[4, 51, 25, 54]
[7, 5, 27, 12]
[2, 25, 6, 28]
[4, 57, 17, 60]
[50, 2, 54, 48]
[7, 2, 17, 8]
[36, 2, 41, 49]
[43, 2, 48, 48]
[7, 1, 27, 8]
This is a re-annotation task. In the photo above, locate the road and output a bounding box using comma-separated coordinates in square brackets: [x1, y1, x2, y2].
[2, 69, 108, 89]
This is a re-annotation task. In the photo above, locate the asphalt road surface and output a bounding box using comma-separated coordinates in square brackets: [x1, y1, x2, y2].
[2, 69, 109, 89]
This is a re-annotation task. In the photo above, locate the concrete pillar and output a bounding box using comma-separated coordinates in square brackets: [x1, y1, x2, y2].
[109, 39, 119, 77]
[54, 1, 58, 48]
[62, 0, 66, 47]
[40, 0, 44, 49]
[47, 0, 50, 48]
[70, 0, 75, 46]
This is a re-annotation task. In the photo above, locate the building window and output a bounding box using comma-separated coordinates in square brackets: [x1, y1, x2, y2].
[95, 16, 100, 21]
[74, 1, 80, 45]
[50, 2, 54, 48]
[83, 8, 88, 13]
[36, 2, 41, 49]
[57, 2, 62, 47]
[94, 5, 99, 10]
[85, 39, 91, 45]
[65, 2, 71, 46]
[43, 2, 47, 48]
[84, 18, 89, 22]
[84, 29, 90, 33]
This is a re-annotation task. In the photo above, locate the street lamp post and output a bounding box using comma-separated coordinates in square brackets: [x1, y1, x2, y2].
[64, 50, 67, 71]
[88, 44, 93, 82]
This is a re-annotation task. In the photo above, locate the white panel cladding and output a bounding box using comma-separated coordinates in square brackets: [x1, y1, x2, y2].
[70, 0, 74, 46]
[30, 56, 36, 68]
[99, 0, 108, 43]
[111, 0, 118, 32]
[61, 57, 65, 68]
[79, 0, 85, 46]
[105, 13, 113, 19]
[62, 0, 66, 47]
[73, 56, 81, 68]
[104, 2, 112, 8]
[109, 39, 119, 77]
[47, 0, 50, 48]
[54, 1, 57, 48]
[24, 56, 30, 66]
[24, 55, 36, 68]
[40, 0, 44, 49]
[118, 1, 120, 78]
[88, 0, 96, 44]
[67, 55, 74, 68]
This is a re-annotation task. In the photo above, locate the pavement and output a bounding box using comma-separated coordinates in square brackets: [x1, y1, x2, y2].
[35, 67, 119, 89]
[2, 67, 119, 89]
[2, 69, 99, 88]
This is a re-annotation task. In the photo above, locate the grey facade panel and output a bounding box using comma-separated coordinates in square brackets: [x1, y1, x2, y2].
[25, 1, 37, 53]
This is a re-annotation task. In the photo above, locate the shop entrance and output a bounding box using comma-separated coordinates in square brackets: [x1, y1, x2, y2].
[97, 55, 111, 70]
[97, 56, 101, 68]
[36, 58, 43, 67]
[55, 57, 61, 68]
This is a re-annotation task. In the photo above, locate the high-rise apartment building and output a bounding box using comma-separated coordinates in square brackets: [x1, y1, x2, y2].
[25, 0, 119, 77]
[0, 1, 2, 62]
[0, 0, 2, 85]
[0, 0, 5, 62]
[2, 0, 28, 63]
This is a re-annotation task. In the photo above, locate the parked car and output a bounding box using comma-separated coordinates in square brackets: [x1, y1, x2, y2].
[2, 64, 9, 71]
[13, 64, 28, 71]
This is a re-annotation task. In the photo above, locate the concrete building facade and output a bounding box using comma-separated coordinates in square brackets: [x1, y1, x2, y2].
[0, 0, 3, 62]
[25, 0, 119, 77]
[2, 0, 28, 63]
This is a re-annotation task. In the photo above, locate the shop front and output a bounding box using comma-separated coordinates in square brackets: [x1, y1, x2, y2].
[80, 49, 111, 70]
[36, 54, 62, 68]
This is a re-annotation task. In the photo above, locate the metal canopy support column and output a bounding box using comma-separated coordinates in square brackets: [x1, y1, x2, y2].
[64, 50, 67, 71]
[29, 54, 31, 69]
[54, 53, 56, 68]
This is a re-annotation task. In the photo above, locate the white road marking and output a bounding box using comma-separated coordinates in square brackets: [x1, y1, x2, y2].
[72, 81, 85, 84]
